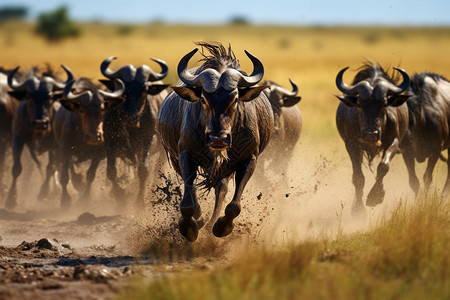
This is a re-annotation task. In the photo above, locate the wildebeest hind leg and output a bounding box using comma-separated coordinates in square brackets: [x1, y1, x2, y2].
[213, 156, 256, 238]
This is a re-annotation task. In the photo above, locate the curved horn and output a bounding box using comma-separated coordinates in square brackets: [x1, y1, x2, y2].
[147, 58, 169, 81]
[236, 50, 264, 87]
[99, 79, 125, 98]
[286, 78, 299, 96]
[386, 67, 410, 95]
[63, 80, 92, 102]
[177, 48, 202, 86]
[7, 66, 36, 91]
[100, 56, 136, 82]
[335, 67, 359, 95]
[100, 56, 118, 79]
[46, 65, 74, 90]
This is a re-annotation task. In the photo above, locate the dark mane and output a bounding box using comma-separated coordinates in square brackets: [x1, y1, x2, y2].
[194, 41, 244, 74]
[353, 61, 400, 85]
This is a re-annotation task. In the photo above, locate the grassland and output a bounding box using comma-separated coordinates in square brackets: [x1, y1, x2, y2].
[117, 193, 449, 300]
[2, 22, 450, 142]
[1, 22, 450, 299]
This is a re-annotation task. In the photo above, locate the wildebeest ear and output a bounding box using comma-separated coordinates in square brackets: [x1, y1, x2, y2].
[172, 86, 202, 102]
[239, 85, 269, 102]
[104, 97, 125, 110]
[99, 79, 116, 91]
[60, 99, 80, 112]
[8, 90, 27, 101]
[335, 95, 358, 107]
[387, 94, 412, 107]
[147, 84, 169, 95]
[282, 95, 301, 107]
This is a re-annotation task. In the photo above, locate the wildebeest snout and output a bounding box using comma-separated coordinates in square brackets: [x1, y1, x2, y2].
[85, 132, 104, 146]
[32, 119, 50, 133]
[206, 132, 231, 150]
[361, 129, 381, 145]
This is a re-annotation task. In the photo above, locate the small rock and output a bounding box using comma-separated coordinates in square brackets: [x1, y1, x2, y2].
[37, 238, 56, 250]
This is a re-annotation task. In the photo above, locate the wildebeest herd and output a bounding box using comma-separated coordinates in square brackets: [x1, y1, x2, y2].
[0, 41, 449, 242]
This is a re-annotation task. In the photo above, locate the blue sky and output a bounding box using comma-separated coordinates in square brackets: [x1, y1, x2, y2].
[6, 0, 450, 26]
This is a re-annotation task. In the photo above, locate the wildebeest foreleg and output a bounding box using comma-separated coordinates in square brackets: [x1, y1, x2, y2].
[178, 149, 201, 242]
[213, 155, 257, 238]
[136, 148, 150, 206]
[346, 144, 365, 216]
[5, 137, 25, 209]
[107, 156, 126, 202]
[59, 144, 72, 209]
[443, 149, 450, 196]
[79, 157, 101, 202]
[0, 143, 6, 195]
[38, 150, 56, 201]
[423, 153, 440, 194]
[367, 138, 399, 207]
[207, 177, 230, 228]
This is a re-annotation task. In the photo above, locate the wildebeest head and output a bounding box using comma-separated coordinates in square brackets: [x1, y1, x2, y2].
[173, 42, 267, 153]
[61, 78, 125, 146]
[263, 79, 301, 121]
[100, 57, 169, 128]
[335, 63, 411, 146]
[8, 65, 73, 134]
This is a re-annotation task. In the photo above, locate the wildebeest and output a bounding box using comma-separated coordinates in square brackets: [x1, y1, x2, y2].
[100, 57, 169, 205]
[0, 69, 19, 192]
[157, 42, 274, 241]
[401, 72, 450, 196]
[53, 78, 125, 207]
[5, 65, 73, 209]
[260, 79, 302, 175]
[335, 62, 411, 215]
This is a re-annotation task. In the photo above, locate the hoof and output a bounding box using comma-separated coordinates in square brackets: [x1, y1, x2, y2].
[179, 216, 199, 242]
[366, 186, 385, 207]
[212, 216, 234, 238]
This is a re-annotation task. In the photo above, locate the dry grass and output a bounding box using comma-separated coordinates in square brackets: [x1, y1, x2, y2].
[117, 193, 450, 300]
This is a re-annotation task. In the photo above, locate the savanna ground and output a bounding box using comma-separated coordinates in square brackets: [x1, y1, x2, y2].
[0, 22, 449, 299]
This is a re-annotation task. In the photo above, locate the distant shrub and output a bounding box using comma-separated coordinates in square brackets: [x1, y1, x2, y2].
[117, 24, 135, 36]
[229, 16, 250, 26]
[35, 6, 80, 42]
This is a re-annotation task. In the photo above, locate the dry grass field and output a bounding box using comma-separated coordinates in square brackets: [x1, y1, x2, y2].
[1, 22, 450, 299]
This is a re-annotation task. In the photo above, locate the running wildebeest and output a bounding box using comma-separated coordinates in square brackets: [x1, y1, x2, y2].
[260, 79, 302, 175]
[53, 78, 125, 208]
[335, 62, 411, 215]
[0, 69, 20, 192]
[100, 57, 169, 206]
[5, 65, 73, 209]
[157, 42, 274, 241]
[401, 72, 450, 196]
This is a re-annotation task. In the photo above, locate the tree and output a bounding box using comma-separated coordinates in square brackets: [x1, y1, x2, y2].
[35, 6, 80, 42]
[0, 6, 28, 22]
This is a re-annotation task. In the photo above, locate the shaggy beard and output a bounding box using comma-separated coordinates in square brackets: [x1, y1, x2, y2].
[199, 148, 229, 190]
